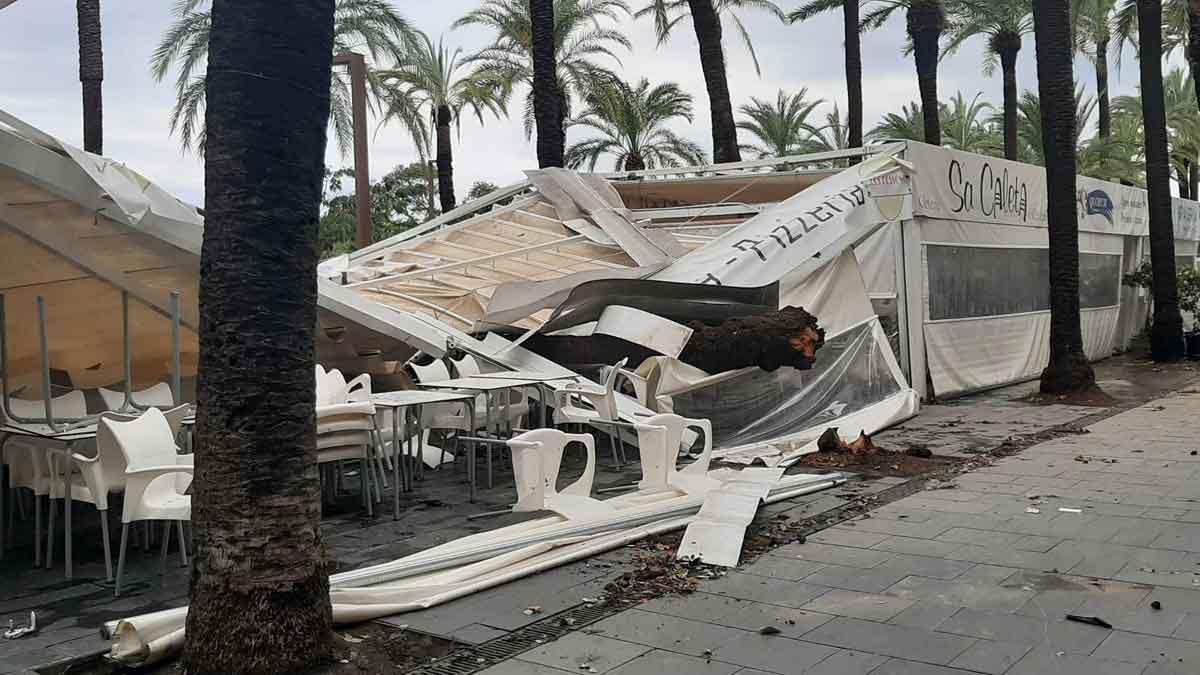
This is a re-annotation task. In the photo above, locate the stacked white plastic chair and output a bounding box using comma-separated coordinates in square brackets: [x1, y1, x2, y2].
[97, 382, 176, 412]
[507, 428, 609, 519]
[100, 407, 194, 596]
[554, 359, 627, 468]
[47, 405, 192, 583]
[629, 413, 716, 495]
[315, 365, 379, 513]
[1, 390, 87, 565]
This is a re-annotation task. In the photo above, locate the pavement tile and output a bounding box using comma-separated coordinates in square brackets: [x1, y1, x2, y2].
[875, 553, 975, 580]
[737, 554, 826, 581]
[478, 659, 574, 675]
[587, 609, 749, 657]
[885, 575, 1035, 612]
[638, 592, 752, 624]
[805, 527, 890, 548]
[801, 589, 915, 621]
[1071, 597, 1186, 638]
[779, 542, 894, 568]
[947, 638, 1031, 674]
[1012, 534, 1065, 552]
[801, 564, 911, 593]
[888, 599, 964, 629]
[802, 649, 888, 675]
[716, 602, 835, 637]
[1092, 630, 1200, 666]
[934, 607, 1110, 654]
[1005, 645, 1144, 675]
[936, 527, 1026, 548]
[604, 650, 741, 675]
[868, 657, 980, 674]
[520, 633, 650, 674]
[448, 623, 509, 644]
[871, 535, 967, 558]
[709, 634, 837, 673]
[802, 617, 976, 665]
[701, 572, 829, 608]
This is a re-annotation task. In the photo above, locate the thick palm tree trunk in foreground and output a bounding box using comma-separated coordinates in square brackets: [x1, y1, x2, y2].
[184, 1, 335, 672]
[1190, 0, 1200, 110]
[531, 0, 565, 168]
[844, 0, 863, 150]
[1032, 0, 1095, 393]
[1138, 0, 1185, 360]
[76, 0, 103, 154]
[687, 0, 742, 164]
[436, 104, 456, 211]
[907, 0, 945, 146]
[996, 34, 1020, 161]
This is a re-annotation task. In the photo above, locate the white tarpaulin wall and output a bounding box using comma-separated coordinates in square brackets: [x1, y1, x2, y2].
[642, 148, 919, 463]
[902, 142, 1200, 398]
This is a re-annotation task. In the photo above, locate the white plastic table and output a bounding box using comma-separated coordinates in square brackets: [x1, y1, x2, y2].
[416, 376, 543, 491]
[0, 421, 97, 579]
[472, 370, 577, 428]
[371, 390, 477, 509]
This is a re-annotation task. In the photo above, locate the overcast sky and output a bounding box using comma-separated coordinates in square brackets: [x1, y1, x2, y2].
[0, 1, 1155, 206]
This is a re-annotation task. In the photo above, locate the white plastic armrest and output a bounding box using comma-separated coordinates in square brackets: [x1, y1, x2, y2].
[126, 464, 194, 478]
[345, 374, 373, 402]
[678, 417, 714, 475]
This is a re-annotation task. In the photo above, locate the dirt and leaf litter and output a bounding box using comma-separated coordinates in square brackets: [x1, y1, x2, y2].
[794, 427, 955, 477]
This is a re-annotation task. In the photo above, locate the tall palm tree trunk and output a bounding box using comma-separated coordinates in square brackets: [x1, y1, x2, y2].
[1181, 163, 1193, 200]
[184, 1, 335, 672]
[996, 34, 1020, 161]
[844, 0, 863, 150]
[1189, 0, 1200, 109]
[687, 0, 742, 164]
[1033, 0, 1095, 393]
[907, 1, 945, 146]
[1191, 160, 1199, 199]
[76, 0, 103, 154]
[531, 0, 565, 168]
[1138, 0, 1185, 360]
[1096, 34, 1111, 138]
[436, 105, 456, 212]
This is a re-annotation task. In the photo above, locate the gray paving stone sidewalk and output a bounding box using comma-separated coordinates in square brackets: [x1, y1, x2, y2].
[483, 385, 1200, 675]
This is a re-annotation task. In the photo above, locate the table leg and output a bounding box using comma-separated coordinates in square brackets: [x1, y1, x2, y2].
[64, 440, 73, 580]
[414, 406, 424, 483]
[485, 393, 494, 489]
[538, 384, 547, 429]
[392, 407, 402, 519]
[0, 434, 7, 561]
[467, 400, 476, 503]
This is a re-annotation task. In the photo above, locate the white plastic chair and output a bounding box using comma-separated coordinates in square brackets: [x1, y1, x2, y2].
[101, 408, 193, 596]
[554, 359, 627, 468]
[452, 354, 530, 428]
[600, 362, 660, 412]
[98, 382, 176, 412]
[630, 413, 716, 496]
[49, 405, 192, 581]
[1, 390, 87, 565]
[508, 428, 610, 519]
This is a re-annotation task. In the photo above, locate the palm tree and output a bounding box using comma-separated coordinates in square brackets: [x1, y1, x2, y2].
[736, 89, 826, 158]
[1136, 0, 1185, 359]
[373, 32, 509, 212]
[940, 91, 1001, 154]
[150, 0, 412, 155]
[454, 0, 631, 142]
[862, 0, 947, 145]
[789, 0, 864, 152]
[809, 105, 853, 153]
[870, 92, 999, 154]
[636, 0, 787, 163]
[1030, 0, 1095, 392]
[942, 0, 1033, 160]
[1012, 89, 1096, 164]
[1072, 0, 1116, 138]
[76, 0, 103, 154]
[530, 0, 565, 167]
[564, 77, 706, 170]
[870, 101, 926, 141]
[1113, 68, 1200, 193]
[184, 1, 335, 672]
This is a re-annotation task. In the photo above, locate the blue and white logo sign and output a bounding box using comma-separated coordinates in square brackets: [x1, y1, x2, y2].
[1083, 189, 1114, 223]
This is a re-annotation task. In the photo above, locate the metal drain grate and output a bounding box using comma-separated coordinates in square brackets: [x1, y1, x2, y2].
[409, 599, 635, 675]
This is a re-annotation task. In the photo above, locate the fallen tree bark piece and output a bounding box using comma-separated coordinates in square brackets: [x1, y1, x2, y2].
[678, 305, 825, 373]
[817, 427, 880, 455]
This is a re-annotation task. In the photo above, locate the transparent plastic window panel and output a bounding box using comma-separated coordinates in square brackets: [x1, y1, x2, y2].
[928, 246, 1121, 320]
[670, 320, 901, 448]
